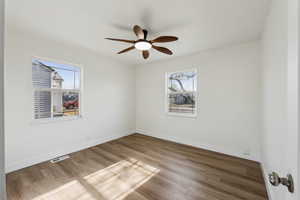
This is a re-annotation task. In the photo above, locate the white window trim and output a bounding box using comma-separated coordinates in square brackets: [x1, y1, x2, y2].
[31, 56, 84, 124]
[165, 69, 198, 118]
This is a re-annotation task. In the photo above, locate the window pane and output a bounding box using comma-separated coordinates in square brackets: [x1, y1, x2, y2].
[168, 92, 196, 114]
[32, 59, 80, 90]
[62, 92, 80, 117]
[168, 71, 196, 93]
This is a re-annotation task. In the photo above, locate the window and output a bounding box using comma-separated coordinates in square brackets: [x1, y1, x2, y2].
[166, 69, 197, 116]
[32, 59, 81, 120]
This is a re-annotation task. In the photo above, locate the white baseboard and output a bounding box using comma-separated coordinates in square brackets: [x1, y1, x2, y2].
[6, 129, 260, 173]
[6, 131, 133, 173]
[135, 129, 260, 162]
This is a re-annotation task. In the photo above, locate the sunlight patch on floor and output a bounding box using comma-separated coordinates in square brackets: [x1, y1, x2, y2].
[32, 180, 96, 200]
[84, 158, 160, 200]
[32, 158, 159, 200]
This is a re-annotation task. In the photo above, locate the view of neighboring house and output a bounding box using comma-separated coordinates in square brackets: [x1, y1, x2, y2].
[32, 60, 64, 118]
[52, 71, 64, 116]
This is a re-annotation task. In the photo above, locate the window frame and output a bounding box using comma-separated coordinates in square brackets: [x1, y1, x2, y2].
[165, 69, 198, 118]
[31, 56, 83, 123]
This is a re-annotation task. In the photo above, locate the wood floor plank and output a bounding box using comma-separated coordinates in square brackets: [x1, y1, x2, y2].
[6, 134, 268, 200]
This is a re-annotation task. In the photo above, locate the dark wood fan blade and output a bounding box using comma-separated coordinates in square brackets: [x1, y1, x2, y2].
[117, 46, 135, 54]
[105, 38, 135, 44]
[142, 50, 149, 59]
[133, 25, 144, 39]
[152, 45, 173, 55]
[151, 36, 178, 43]
[143, 30, 148, 40]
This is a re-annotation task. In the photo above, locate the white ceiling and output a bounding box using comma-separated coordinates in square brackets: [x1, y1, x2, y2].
[6, 0, 270, 65]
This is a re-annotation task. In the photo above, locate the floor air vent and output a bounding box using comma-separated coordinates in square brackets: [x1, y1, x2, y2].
[50, 155, 70, 163]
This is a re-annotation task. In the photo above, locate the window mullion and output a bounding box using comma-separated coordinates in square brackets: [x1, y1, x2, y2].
[50, 90, 53, 118]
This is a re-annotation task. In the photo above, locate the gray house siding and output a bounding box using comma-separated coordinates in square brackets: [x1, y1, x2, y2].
[32, 62, 53, 119]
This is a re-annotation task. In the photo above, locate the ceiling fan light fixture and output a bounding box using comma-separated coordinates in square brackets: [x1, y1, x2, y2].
[134, 41, 152, 51]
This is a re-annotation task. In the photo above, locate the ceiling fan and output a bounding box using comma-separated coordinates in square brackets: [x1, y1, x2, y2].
[105, 25, 178, 59]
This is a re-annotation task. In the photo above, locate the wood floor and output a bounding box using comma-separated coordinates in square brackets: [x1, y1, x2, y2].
[6, 134, 268, 200]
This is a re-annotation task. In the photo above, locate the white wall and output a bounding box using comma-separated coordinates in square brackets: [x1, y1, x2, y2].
[4, 29, 136, 173]
[261, 0, 299, 199]
[136, 41, 262, 161]
[0, 0, 5, 198]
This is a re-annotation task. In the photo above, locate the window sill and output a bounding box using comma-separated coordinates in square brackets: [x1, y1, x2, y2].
[166, 112, 197, 118]
[31, 115, 83, 125]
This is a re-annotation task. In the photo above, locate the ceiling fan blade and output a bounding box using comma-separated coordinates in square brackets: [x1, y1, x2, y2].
[151, 36, 178, 43]
[105, 38, 135, 44]
[117, 46, 135, 54]
[142, 50, 150, 59]
[143, 30, 148, 40]
[152, 45, 173, 55]
[133, 25, 144, 39]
